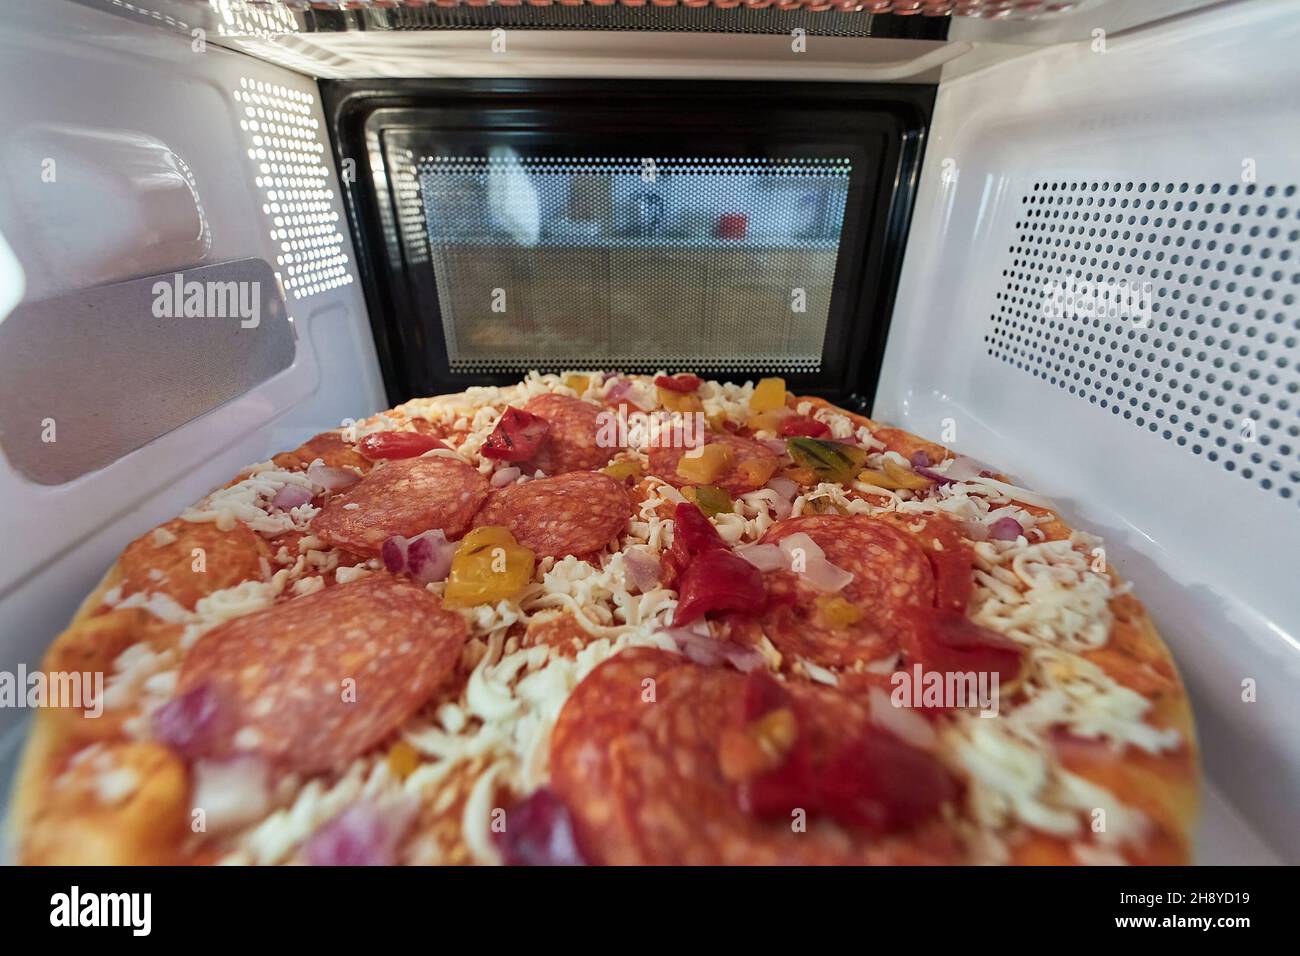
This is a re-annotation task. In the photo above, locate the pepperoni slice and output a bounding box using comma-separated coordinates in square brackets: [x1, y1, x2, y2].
[120, 518, 270, 611]
[174, 577, 465, 775]
[522, 394, 619, 475]
[548, 648, 673, 865]
[472, 472, 631, 559]
[272, 430, 372, 474]
[873, 511, 975, 613]
[549, 648, 959, 865]
[647, 433, 779, 496]
[312, 456, 489, 556]
[756, 515, 936, 668]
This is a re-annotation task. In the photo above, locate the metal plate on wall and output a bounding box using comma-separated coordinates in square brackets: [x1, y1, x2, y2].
[0, 258, 295, 485]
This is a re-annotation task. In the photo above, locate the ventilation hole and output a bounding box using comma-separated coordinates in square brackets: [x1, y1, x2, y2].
[233, 78, 352, 300]
[994, 180, 1300, 505]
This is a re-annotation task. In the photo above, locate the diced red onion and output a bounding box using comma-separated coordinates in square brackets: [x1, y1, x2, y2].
[605, 377, 632, 402]
[152, 682, 222, 760]
[381, 535, 409, 573]
[776, 531, 826, 563]
[605, 376, 649, 410]
[910, 450, 932, 468]
[767, 494, 793, 520]
[493, 789, 587, 866]
[777, 532, 854, 592]
[190, 756, 271, 834]
[406, 530, 455, 584]
[802, 555, 855, 592]
[271, 483, 313, 511]
[381, 530, 454, 583]
[987, 516, 1025, 541]
[945, 455, 990, 482]
[914, 454, 989, 487]
[759, 438, 789, 454]
[736, 543, 787, 572]
[307, 461, 361, 492]
[663, 628, 766, 673]
[868, 688, 937, 750]
[622, 547, 662, 593]
[764, 476, 798, 500]
[913, 465, 953, 486]
[491, 466, 521, 487]
[304, 801, 414, 867]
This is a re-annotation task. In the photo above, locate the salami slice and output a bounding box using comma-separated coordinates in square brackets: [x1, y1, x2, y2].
[549, 648, 958, 865]
[473, 472, 630, 559]
[872, 511, 975, 614]
[312, 456, 489, 556]
[522, 394, 619, 475]
[121, 518, 270, 611]
[756, 515, 936, 669]
[647, 433, 779, 496]
[548, 648, 677, 864]
[172, 577, 465, 775]
[272, 430, 372, 474]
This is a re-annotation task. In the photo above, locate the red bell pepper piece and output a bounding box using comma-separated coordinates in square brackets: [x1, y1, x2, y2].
[654, 373, 703, 393]
[672, 548, 766, 627]
[898, 606, 1023, 688]
[815, 731, 956, 833]
[778, 416, 832, 439]
[482, 406, 551, 462]
[357, 431, 448, 460]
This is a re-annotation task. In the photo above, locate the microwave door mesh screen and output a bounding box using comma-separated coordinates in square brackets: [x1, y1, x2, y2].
[416, 155, 851, 373]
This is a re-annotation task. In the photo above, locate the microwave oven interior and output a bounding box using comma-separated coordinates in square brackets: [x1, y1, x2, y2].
[0, 0, 1296, 867]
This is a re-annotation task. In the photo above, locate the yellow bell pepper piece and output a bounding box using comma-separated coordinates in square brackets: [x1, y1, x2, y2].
[386, 740, 421, 780]
[563, 373, 591, 395]
[603, 459, 643, 483]
[749, 377, 787, 413]
[736, 456, 779, 488]
[856, 458, 933, 491]
[657, 387, 704, 413]
[442, 525, 535, 608]
[747, 409, 790, 434]
[778, 465, 818, 487]
[675, 443, 734, 484]
[814, 594, 865, 630]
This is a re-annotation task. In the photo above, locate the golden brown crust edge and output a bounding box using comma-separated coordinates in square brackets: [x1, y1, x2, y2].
[804, 395, 1200, 863]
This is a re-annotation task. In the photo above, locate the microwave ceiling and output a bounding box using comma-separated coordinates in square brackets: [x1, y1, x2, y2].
[67, 0, 1230, 81]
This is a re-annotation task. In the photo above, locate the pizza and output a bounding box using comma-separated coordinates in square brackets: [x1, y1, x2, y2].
[9, 372, 1198, 865]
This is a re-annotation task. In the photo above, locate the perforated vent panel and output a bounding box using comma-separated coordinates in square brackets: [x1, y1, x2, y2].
[232, 78, 352, 300]
[418, 155, 851, 374]
[986, 180, 1300, 503]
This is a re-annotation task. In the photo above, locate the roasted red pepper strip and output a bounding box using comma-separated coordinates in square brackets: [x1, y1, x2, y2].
[673, 501, 726, 554]
[778, 416, 832, 439]
[357, 431, 447, 460]
[731, 671, 956, 833]
[654, 374, 703, 393]
[672, 548, 766, 626]
[816, 731, 957, 833]
[898, 605, 1023, 688]
[482, 406, 551, 462]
